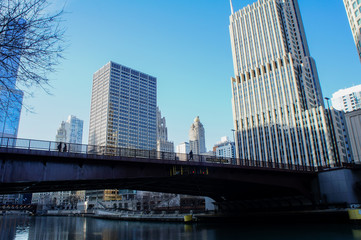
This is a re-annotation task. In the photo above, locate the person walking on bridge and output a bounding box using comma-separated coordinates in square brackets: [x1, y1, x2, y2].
[189, 150, 193, 160]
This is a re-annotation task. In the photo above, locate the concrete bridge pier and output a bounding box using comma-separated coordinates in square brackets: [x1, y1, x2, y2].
[318, 168, 361, 207]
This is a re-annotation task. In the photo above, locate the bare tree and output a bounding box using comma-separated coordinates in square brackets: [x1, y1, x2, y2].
[0, 0, 65, 108]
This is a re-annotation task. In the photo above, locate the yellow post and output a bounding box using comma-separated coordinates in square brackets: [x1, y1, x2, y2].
[184, 214, 193, 222]
[348, 209, 361, 220]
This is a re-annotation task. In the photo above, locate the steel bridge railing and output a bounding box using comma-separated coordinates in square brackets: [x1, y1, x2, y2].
[0, 137, 319, 172]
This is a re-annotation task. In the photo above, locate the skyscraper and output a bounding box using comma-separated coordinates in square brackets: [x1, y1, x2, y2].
[87, 61, 157, 204]
[156, 107, 174, 152]
[229, 0, 335, 166]
[343, 0, 361, 62]
[88, 61, 157, 150]
[331, 84, 361, 112]
[176, 142, 190, 154]
[55, 115, 84, 145]
[0, 18, 26, 139]
[189, 116, 206, 154]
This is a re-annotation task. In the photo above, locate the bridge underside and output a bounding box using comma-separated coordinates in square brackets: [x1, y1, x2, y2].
[0, 148, 318, 202]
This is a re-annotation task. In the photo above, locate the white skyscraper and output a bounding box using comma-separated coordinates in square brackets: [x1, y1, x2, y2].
[229, 0, 335, 166]
[156, 107, 174, 152]
[343, 0, 361, 62]
[55, 115, 83, 145]
[189, 116, 206, 154]
[331, 84, 361, 112]
[176, 142, 190, 154]
[87, 61, 157, 203]
[88, 61, 157, 150]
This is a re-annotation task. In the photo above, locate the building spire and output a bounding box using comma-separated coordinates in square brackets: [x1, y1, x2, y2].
[230, 0, 234, 14]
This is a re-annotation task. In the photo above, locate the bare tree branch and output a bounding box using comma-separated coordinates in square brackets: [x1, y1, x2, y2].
[0, 0, 65, 111]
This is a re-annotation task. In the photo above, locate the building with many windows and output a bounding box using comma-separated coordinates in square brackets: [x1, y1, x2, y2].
[213, 136, 235, 158]
[331, 84, 361, 112]
[176, 142, 190, 154]
[343, 0, 361, 62]
[55, 115, 84, 146]
[229, 0, 335, 167]
[0, 18, 26, 139]
[0, 19, 27, 205]
[88, 61, 157, 150]
[87, 61, 157, 204]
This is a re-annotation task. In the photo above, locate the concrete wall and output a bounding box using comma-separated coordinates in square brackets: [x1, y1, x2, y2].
[318, 169, 361, 205]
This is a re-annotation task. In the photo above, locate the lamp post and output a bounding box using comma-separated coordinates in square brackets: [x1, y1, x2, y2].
[325, 97, 340, 167]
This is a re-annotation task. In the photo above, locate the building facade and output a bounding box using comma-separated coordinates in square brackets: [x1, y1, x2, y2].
[343, 0, 361, 62]
[55, 115, 84, 145]
[331, 84, 361, 112]
[176, 142, 190, 154]
[229, 0, 335, 167]
[87, 61, 157, 203]
[328, 108, 352, 163]
[88, 61, 157, 151]
[213, 136, 236, 158]
[189, 116, 206, 154]
[344, 109, 361, 163]
[0, 18, 26, 139]
[156, 107, 174, 152]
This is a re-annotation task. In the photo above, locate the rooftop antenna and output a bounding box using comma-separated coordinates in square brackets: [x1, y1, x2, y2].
[230, 0, 234, 14]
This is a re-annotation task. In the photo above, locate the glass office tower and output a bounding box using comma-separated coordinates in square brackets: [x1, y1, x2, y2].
[0, 18, 26, 139]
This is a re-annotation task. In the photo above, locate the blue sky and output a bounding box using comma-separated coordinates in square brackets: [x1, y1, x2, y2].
[17, 0, 360, 151]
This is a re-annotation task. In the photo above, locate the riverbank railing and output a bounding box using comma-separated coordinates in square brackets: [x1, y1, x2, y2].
[0, 137, 323, 172]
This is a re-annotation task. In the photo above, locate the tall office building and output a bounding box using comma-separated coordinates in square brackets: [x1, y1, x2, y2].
[87, 61, 157, 204]
[189, 116, 206, 154]
[156, 107, 174, 152]
[55, 115, 84, 145]
[343, 0, 361, 62]
[331, 84, 361, 112]
[89, 61, 157, 150]
[176, 142, 190, 154]
[0, 19, 26, 204]
[0, 18, 26, 139]
[229, 0, 335, 166]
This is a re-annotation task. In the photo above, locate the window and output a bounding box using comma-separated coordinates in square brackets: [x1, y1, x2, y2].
[354, 1, 358, 9]
[356, 9, 360, 17]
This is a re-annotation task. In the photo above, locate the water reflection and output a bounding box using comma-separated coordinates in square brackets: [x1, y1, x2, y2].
[0, 215, 360, 240]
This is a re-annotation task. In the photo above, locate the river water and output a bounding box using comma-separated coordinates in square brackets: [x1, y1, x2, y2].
[0, 215, 360, 240]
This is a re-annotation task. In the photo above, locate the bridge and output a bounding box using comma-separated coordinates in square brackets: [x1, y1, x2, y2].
[0, 137, 337, 206]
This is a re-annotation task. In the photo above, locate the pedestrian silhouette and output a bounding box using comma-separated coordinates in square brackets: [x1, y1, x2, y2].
[189, 150, 193, 160]
[57, 142, 62, 152]
[63, 143, 67, 152]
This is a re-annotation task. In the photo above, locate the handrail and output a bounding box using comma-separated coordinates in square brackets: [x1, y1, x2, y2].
[0, 137, 319, 172]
